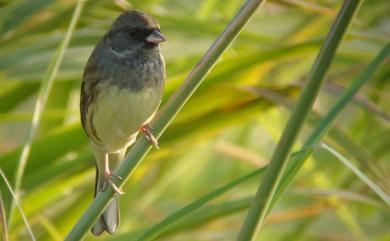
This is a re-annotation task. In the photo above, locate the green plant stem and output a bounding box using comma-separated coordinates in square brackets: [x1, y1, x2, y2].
[8, 0, 86, 226]
[64, 0, 265, 240]
[272, 42, 390, 207]
[321, 143, 390, 206]
[0, 190, 8, 241]
[135, 168, 265, 241]
[0, 169, 35, 241]
[236, 1, 362, 240]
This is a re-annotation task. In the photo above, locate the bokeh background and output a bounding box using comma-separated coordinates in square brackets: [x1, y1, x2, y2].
[0, 0, 389, 240]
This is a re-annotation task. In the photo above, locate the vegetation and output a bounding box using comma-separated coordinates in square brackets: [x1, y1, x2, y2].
[0, 0, 389, 241]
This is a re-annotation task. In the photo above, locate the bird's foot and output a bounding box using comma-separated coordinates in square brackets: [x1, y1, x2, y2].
[140, 123, 159, 149]
[104, 171, 125, 195]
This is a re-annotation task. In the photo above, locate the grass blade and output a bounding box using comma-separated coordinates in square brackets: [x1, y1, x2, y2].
[0, 169, 35, 241]
[8, 0, 86, 225]
[248, 85, 390, 196]
[237, 1, 362, 240]
[64, 0, 266, 240]
[273, 42, 390, 203]
[320, 144, 390, 206]
[0, 0, 53, 37]
[0, 189, 8, 241]
[135, 168, 265, 241]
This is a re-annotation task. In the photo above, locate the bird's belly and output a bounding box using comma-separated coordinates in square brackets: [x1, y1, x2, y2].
[92, 85, 161, 152]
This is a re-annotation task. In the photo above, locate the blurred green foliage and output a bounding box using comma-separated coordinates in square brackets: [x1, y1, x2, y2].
[0, 0, 389, 240]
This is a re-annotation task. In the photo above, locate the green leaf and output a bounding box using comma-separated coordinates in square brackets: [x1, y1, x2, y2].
[0, 0, 54, 37]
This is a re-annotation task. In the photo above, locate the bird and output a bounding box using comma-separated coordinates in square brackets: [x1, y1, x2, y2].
[80, 10, 166, 235]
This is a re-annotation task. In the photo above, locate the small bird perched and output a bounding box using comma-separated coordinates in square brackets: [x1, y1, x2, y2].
[80, 10, 166, 235]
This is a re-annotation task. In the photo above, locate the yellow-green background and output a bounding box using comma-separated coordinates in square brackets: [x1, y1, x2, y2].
[0, 0, 389, 240]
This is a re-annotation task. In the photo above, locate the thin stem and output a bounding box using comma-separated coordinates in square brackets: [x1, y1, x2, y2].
[320, 144, 390, 206]
[273, 42, 390, 206]
[0, 190, 8, 241]
[236, 1, 362, 240]
[8, 0, 86, 225]
[135, 168, 266, 241]
[64, 0, 265, 240]
[0, 169, 35, 241]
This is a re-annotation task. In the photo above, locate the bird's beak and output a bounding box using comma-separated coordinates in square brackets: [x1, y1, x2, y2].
[146, 29, 166, 44]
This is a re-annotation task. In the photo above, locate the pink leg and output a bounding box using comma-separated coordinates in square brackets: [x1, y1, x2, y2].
[139, 123, 159, 149]
[104, 152, 124, 195]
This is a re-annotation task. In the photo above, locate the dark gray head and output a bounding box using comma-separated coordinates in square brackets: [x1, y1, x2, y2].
[106, 10, 165, 55]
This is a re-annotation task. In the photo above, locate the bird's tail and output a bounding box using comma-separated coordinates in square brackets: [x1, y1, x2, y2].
[91, 147, 126, 236]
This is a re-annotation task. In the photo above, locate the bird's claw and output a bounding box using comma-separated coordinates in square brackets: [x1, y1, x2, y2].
[112, 173, 122, 180]
[105, 171, 125, 195]
[140, 123, 159, 149]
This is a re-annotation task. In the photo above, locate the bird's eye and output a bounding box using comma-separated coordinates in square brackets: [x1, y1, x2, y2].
[128, 30, 138, 38]
[128, 28, 150, 41]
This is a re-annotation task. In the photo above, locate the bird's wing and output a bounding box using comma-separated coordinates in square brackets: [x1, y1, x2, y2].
[80, 44, 103, 144]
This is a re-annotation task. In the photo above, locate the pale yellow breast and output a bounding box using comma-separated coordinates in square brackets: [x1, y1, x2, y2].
[90, 84, 162, 153]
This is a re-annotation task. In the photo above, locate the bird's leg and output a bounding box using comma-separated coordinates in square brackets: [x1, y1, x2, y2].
[104, 152, 125, 195]
[139, 123, 159, 149]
